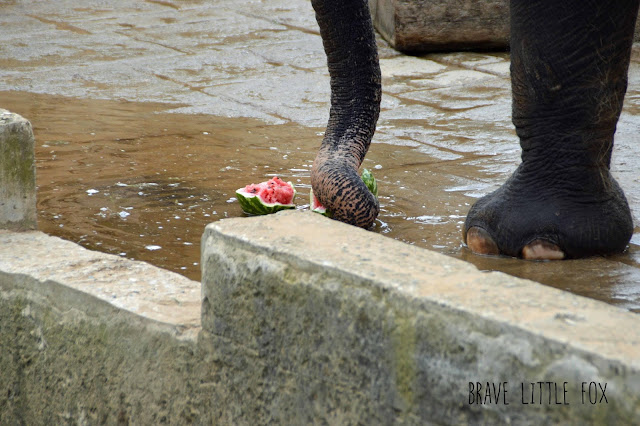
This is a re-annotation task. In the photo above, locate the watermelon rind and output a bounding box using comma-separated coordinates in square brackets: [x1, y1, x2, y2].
[235, 181, 296, 215]
[310, 188, 332, 218]
[361, 168, 378, 198]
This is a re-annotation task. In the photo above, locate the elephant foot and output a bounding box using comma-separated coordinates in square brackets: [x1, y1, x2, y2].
[467, 228, 565, 260]
[463, 165, 634, 260]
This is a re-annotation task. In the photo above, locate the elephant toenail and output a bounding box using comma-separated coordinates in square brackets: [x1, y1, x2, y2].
[521, 240, 565, 260]
[466, 227, 500, 256]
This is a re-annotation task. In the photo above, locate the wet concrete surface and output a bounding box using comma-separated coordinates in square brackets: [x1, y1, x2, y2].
[1, 0, 639, 312]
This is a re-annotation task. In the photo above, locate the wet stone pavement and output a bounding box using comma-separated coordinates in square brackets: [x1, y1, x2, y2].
[1, 0, 640, 311]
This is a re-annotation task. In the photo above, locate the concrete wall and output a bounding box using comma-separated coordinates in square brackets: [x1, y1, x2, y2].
[201, 211, 640, 424]
[0, 220, 640, 424]
[1, 215, 639, 423]
[0, 230, 202, 424]
[1, 110, 639, 423]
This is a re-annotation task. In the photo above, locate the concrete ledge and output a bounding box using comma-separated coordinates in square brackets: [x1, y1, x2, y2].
[0, 230, 201, 335]
[0, 110, 36, 230]
[0, 231, 202, 423]
[202, 210, 640, 424]
[2, 212, 639, 423]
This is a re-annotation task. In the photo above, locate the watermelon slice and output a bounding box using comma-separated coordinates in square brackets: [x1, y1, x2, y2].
[310, 187, 332, 217]
[236, 176, 296, 215]
[361, 168, 378, 198]
[310, 168, 378, 217]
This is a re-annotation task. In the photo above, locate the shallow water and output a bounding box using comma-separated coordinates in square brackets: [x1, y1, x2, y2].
[3, 91, 640, 313]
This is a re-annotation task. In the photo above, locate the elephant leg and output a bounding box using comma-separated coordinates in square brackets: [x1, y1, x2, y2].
[464, 0, 639, 259]
[310, 0, 381, 228]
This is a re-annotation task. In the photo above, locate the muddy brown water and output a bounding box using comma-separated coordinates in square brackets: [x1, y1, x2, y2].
[3, 91, 639, 313]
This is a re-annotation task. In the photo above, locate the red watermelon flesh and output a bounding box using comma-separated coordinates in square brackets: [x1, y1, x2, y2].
[309, 188, 331, 217]
[310, 190, 325, 210]
[243, 176, 295, 204]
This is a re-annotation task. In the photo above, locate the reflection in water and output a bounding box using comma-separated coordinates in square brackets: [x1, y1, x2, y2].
[3, 91, 639, 313]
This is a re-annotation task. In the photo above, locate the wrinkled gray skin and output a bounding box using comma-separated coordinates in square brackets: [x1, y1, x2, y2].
[310, 0, 638, 260]
[310, 0, 381, 228]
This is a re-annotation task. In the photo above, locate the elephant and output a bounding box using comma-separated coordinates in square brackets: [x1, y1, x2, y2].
[309, 0, 638, 260]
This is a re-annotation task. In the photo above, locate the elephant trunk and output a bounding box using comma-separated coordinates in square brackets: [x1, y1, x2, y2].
[310, 0, 382, 228]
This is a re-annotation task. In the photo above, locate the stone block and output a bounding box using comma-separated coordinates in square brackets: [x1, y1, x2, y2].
[0, 110, 36, 230]
[201, 210, 640, 424]
[0, 230, 202, 423]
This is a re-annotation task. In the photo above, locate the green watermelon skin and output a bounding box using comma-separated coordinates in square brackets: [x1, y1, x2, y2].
[236, 177, 296, 215]
[361, 168, 378, 198]
[236, 190, 296, 215]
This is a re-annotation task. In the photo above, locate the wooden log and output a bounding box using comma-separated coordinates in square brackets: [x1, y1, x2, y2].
[369, 0, 640, 53]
